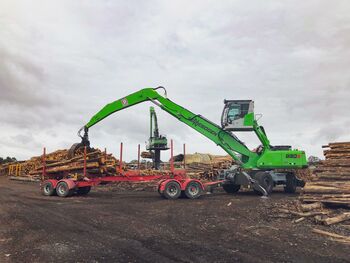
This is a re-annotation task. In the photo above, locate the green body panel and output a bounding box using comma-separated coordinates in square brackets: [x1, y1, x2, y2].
[147, 137, 168, 150]
[85, 88, 307, 170]
[257, 150, 307, 169]
[147, 106, 168, 150]
[243, 113, 254, 127]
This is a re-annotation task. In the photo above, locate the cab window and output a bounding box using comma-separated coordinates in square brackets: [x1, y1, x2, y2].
[227, 105, 240, 122]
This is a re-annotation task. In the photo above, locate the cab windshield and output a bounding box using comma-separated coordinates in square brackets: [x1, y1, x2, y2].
[227, 105, 241, 122]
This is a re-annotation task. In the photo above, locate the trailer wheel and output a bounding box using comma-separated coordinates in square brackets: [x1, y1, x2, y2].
[56, 181, 74, 197]
[42, 181, 55, 196]
[163, 181, 181, 200]
[157, 185, 163, 196]
[185, 181, 202, 199]
[253, 171, 274, 195]
[284, 173, 297, 193]
[222, 183, 241, 194]
[77, 186, 91, 195]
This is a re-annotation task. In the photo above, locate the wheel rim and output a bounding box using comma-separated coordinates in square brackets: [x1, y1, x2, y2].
[44, 184, 51, 194]
[166, 184, 179, 197]
[58, 184, 67, 195]
[188, 184, 199, 196]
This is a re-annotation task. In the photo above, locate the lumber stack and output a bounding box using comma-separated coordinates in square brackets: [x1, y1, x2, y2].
[185, 155, 233, 180]
[300, 142, 350, 206]
[0, 148, 120, 180]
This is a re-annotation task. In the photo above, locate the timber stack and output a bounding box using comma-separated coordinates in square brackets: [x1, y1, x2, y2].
[300, 142, 350, 207]
[184, 154, 233, 180]
[0, 148, 120, 180]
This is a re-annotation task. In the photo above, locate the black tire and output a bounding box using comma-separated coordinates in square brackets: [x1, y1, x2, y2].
[222, 183, 241, 194]
[42, 181, 55, 196]
[56, 182, 74, 197]
[185, 181, 202, 199]
[253, 171, 274, 195]
[77, 186, 91, 195]
[163, 181, 181, 200]
[284, 173, 297, 193]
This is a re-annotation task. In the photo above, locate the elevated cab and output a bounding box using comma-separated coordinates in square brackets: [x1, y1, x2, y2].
[221, 100, 255, 131]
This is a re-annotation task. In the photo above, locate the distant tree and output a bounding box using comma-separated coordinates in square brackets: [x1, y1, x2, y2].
[0, 157, 17, 165]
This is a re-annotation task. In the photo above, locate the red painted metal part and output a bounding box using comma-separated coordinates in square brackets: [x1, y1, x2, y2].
[181, 178, 204, 191]
[203, 180, 225, 187]
[40, 141, 226, 197]
[42, 147, 46, 181]
[44, 169, 223, 193]
[73, 169, 185, 187]
[58, 179, 77, 190]
[44, 179, 59, 188]
[157, 178, 205, 192]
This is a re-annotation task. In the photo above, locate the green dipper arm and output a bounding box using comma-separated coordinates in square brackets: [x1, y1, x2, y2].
[85, 87, 260, 168]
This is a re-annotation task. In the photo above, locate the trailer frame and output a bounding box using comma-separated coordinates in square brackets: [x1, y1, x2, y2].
[40, 141, 225, 200]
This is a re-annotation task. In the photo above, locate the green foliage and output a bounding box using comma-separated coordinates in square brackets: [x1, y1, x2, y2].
[0, 156, 17, 165]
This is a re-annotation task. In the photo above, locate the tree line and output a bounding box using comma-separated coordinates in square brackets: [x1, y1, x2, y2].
[0, 157, 17, 165]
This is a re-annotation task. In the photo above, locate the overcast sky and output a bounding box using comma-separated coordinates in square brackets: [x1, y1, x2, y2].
[1, 0, 349, 161]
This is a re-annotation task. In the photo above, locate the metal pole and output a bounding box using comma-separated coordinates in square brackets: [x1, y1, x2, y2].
[83, 146, 87, 177]
[42, 147, 46, 181]
[183, 143, 186, 169]
[119, 142, 123, 173]
[170, 139, 174, 173]
[137, 144, 140, 170]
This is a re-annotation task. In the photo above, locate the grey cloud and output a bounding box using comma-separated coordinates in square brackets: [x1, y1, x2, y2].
[0, 0, 350, 161]
[0, 48, 47, 107]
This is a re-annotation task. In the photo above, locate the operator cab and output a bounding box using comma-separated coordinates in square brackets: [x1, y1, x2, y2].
[221, 100, 254, 131]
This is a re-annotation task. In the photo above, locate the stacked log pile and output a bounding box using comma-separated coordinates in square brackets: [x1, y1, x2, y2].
[300, 142, 350, 206]
[268, 142, 350, 243]
[294, 168, 314, 182]
[185, 154, 233, 180]
[0, 148, 120, 181]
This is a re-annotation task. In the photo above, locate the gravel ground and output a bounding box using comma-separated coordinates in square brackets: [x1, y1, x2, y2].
[0, 177, 349, 263]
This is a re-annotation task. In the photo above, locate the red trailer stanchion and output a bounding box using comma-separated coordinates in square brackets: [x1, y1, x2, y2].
[42, 147, 46, 181]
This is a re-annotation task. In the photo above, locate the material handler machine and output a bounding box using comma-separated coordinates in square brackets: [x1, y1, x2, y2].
[42, 87, 307, 199]
[145, 106, 169, 170]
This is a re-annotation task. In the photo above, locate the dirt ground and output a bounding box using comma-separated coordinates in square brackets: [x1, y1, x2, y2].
[0, 177, 349, 263]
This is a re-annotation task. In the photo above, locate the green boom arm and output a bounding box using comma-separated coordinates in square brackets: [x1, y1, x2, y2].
[84, 87, 260, 168]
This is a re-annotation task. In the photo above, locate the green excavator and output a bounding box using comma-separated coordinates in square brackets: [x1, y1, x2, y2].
[145, 106, 169, 170]
[70, 87, 307, 196]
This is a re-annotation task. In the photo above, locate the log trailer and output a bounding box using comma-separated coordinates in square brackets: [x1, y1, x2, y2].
[42, 87, 307, 199]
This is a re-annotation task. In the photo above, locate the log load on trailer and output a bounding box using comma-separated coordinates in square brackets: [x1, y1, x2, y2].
[42, 87, 307, 199]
